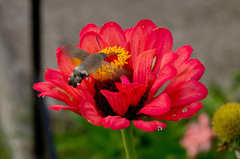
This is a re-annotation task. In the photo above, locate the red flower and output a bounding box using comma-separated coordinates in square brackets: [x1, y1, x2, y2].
[33, 20, 208, 132]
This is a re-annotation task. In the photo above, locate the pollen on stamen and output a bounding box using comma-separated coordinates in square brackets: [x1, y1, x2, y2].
[93, 46, 131, 81]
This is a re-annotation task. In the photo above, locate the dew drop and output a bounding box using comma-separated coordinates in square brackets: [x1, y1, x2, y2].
[182, 108, 187, 112]
[192, 69, 196, 72]
[158, 126, 163, 131]
[173, 114, 176, 116]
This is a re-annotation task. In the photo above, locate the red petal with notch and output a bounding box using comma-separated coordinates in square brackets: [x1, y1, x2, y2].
[133, 49, 156, 85]
[80, 100, 103, 126]
[99, 21, 127, 49]
[100, 90, 130, 116]
[49, 105, 82, 115]
[79, 31, 106, 54]
[101, 116, 130, 130]
[79, 23, 99, 38]
[145, 28, 173, 74]
[133, 120, 167, 132]
[130, 19, 156, 63]
[138, 93, 171, 116]
[152, 102, 203, 121]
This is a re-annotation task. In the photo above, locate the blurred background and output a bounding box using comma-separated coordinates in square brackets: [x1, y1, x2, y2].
[0, 0, 239, 158]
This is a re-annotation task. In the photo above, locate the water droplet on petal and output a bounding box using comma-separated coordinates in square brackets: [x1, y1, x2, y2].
[173, 114, 176, 116]
[182, 108, 187, 112]
[158, 126, 163, 131]
[192, 69, 196, 72]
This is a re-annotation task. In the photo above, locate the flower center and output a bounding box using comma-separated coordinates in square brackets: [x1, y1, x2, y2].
[93, 46, 131, 81]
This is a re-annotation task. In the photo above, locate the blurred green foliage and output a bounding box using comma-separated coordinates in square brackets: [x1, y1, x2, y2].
[53, 71, 240, 159]
[0, 129, 11, 159]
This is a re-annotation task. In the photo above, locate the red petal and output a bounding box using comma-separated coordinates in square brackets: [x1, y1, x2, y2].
[124, 27, 133, 43]
[167, 81, 208, 107]
[99, 21, 127, 49]
[145, 28, 173, 74]
[100, 90, 130, 116]
[178, 59, 205, 81]
[138, 93, 171, 116]
[44, 69, 95, 105]
[130, 19, 156, 63]
[101, 116, 130, 130]
[149, 64, 177, 100]
[49, 105, 82, 115]
[133, 120, 167, 132]
[133, 49, 156, 85]
[147, 51, 177, 89]
[79, 23, 99, 38]
[33, 81, 52, 93]
[119, 75, 130, 84]
[163, 59, 206, 97]
[80, 100, 103, 126]
[45, 69, 78, 98]
[79, 31, 106, 54]
[56, 48, 75, 76]
[115, 77, 148, 106]
[152, 102, 203, 121]
[78, 76, 95, 96]
[33, 82, 80, 107]
[159, 51, 178, 70]
[171, 45, 193, 69]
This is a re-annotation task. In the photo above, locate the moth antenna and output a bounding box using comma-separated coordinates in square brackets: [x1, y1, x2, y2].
[96, 36, 102, 50]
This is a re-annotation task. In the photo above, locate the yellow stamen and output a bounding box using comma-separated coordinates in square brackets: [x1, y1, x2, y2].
[94, 46, 131, 81]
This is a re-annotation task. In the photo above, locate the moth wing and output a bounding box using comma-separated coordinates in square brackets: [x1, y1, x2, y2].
[80, 53, 107, 75]
[63, 45, 89, 61]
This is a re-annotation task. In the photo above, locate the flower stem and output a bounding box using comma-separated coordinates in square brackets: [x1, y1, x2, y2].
[121, 123, 137, 159]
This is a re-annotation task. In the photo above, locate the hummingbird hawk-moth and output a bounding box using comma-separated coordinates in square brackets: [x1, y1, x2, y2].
[63, 45, 109, 88]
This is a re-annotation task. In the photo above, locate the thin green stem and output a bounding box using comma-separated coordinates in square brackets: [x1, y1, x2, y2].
[121, 123, 137, 159]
